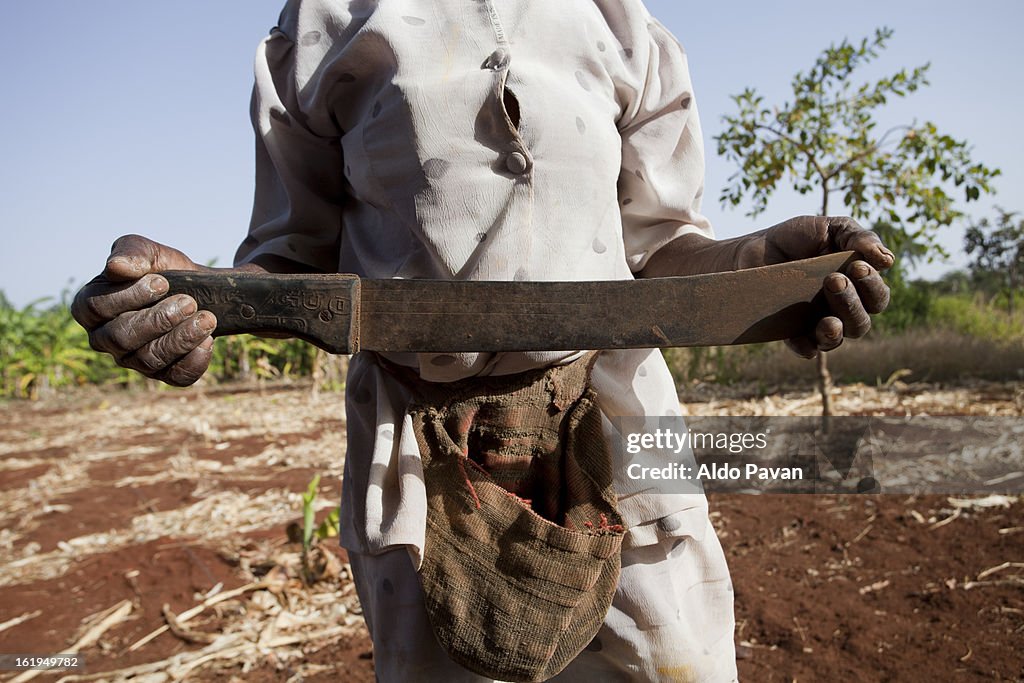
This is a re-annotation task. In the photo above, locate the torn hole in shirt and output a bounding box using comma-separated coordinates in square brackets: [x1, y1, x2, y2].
[502, 86, 521, 131]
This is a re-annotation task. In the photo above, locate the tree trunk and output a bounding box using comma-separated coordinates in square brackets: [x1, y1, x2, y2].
[238, 347, 251, 382]
[817, 189, 833, 427]
[325, 354, 348, 392]
[311, 348, 326, 400]
[817, 352, 832, 431]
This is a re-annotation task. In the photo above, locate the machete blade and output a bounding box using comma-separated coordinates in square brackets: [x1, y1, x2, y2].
[161, 250, 855, 354]
[358, 251, 854, 352]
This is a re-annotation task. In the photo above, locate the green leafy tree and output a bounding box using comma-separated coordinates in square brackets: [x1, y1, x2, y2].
[932, 268, 974, 296]
[716, 27, 999, 415]
[965, 208, 1024, 318]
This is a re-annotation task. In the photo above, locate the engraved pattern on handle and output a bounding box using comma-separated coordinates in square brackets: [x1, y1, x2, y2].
[160, 272, 360, 354]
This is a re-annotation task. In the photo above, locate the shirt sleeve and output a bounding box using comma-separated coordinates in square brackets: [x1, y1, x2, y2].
[234, 4, 346, 273]
[613, 10, 714, 273]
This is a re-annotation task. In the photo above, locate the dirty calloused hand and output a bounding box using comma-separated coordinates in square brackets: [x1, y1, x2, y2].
[71, 235, 216, 386]
[744, 215, 895, 358]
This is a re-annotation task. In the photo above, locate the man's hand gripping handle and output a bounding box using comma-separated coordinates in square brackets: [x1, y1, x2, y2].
[160, 271, 362, 354]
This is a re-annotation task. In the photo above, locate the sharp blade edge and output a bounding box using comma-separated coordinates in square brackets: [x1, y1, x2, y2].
[358, 251, 853, 352]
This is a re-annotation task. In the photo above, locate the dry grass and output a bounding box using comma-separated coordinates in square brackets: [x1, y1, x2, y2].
[665, 328, 1024, 388]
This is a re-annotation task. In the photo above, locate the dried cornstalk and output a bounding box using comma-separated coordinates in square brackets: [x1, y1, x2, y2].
[0, 610, 41, 634]
[12, 600, 132, 683]
[57, 625, 349, 683]
[977, 561, 1024, 581]
[127, 581, 263, 652]
[162, 604, 218, 645]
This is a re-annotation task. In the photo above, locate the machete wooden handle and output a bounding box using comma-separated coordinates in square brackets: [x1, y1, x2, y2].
[160, 271, 361, 354]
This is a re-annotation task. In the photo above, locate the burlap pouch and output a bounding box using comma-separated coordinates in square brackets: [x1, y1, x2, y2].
[397, 353, 624, 682]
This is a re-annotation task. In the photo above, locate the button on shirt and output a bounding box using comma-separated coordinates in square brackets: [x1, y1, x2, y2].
[235, 0, 715, 563]
[505, 151, 529, 175]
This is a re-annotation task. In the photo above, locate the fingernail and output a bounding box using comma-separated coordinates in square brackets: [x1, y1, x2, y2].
[107, 255, 133, 275]
[826, 276, 847, 293]
[850, 262, 870, 279]
[179, 297, 197, 315]
[116, 255, 145, 273]
[149, 276, 169, 295]
[196, 312, 215, 331]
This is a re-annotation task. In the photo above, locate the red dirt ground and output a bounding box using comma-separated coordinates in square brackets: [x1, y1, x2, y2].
[0, 382, 1021, 681]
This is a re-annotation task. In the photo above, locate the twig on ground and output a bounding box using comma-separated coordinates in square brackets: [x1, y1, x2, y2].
[0, 610, 41, 634]
[849, 514, 877, 545]
[977, 561, 1024, 580]
[949, 495, 1017, 510]
[162, 604, 218, 645]
[12, 600, 133, 683]
[960, 577, 1024, 590]
[56, 625, 349, 682]
[56, 634, 247, 683]
[859, 580, 891, 596]
[984, 471, 1024, 486]
[126, 581, 263, 653]
[928, 507, 961, 530]
[792, 616, 808, 645]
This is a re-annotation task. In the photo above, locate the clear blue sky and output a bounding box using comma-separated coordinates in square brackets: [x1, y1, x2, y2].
[2, 1, 1021, 306]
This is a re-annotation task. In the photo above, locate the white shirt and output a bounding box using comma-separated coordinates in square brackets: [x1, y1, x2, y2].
[235, 0, 715, 563]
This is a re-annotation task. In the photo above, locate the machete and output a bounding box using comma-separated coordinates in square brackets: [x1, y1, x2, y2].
[160, 251, 854, 354]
